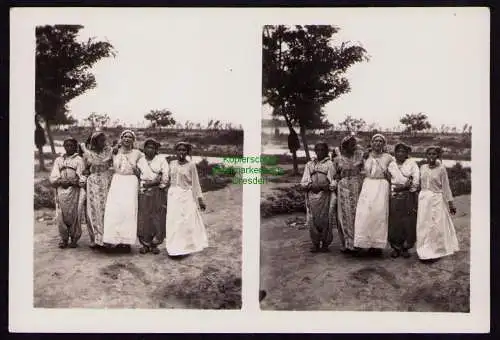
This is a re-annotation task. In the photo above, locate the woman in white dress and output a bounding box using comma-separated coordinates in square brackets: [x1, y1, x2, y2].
[416, 146, 459, 262]
[102, 130, 153, 253]
[353, 134, 410, 256]
[165, 141, 208, 258]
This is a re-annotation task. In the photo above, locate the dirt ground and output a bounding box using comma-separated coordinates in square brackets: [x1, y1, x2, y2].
[260, 183, 471, 312]
[34, 183, 242, 309]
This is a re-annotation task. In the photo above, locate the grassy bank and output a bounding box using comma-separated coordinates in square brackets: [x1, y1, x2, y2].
[51, 127, 244, 147]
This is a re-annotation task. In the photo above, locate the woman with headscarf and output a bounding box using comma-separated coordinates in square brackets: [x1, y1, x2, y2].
[165, 141, 208, 258]
[79, 131, 113, 249]
[388, 142, 420, 258]
[137, 138, 170, 255]
[353, 134, 410, 256]
[300, 142, 337, 253]
[415, 146, 459, 262]
[332, 135, 365, 254]
[102, 130, 154, 253]
[49, 137, 86, 248]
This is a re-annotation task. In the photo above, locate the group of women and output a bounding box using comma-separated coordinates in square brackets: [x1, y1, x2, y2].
[49, 129, 209, 257]
[300, 133, 460, 263]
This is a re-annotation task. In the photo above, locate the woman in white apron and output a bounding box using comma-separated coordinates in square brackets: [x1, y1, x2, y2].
[353, 134, 409, 256]
[103, 130, 153, 253]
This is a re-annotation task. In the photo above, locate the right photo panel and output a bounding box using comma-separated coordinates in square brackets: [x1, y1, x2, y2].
[260, 17, 476, 312]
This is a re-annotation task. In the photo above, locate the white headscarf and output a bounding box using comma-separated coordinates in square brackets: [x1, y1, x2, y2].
[120, 129, 136, 140]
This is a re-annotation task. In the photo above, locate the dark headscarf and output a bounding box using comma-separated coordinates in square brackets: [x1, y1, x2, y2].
[144, 138, 161, 149]
[63, 137, 78, 146]
[89, 131, 105, 150]
[340, 134, 357, 155]
[394, 142, 412, 153]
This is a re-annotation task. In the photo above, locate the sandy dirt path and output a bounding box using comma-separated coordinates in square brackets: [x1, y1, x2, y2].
[260, 194, 470, 312]
[34, 184, 242, 309]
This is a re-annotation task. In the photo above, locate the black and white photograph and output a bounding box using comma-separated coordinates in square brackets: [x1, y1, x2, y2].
[30, 18, 243, 309]
[10, 7, 489, 333]
[259, 11, 487, 312]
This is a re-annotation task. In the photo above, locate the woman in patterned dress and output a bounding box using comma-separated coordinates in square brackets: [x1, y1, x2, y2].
[333, 135, 364, 254]
[80, 132, 113, 249]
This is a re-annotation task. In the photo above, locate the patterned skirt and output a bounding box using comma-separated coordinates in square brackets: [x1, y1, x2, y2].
[336, 176, 363, 250]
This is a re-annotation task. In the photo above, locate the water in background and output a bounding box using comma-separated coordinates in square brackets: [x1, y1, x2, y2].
[39, 142, 470, 168]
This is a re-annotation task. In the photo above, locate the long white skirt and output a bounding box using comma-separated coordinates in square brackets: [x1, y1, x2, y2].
[354, 178, 390, 249]
[416, 190, 459, 260]
[103, 174, 139, 245]
[165, 186, 208, 256]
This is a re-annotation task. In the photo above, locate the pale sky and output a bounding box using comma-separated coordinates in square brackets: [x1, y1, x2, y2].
[262, 9, 489, 129]
[68, 17, 252, 126]
[61, 9, 488, 129]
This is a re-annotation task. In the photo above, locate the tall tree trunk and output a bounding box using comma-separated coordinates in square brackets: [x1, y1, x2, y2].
[282, 112, 300, 176]
[299, 125, 311, 161]
[45, 119, 56, 154]
[291, 150, 298, 175]
[37, 146, 47, 172]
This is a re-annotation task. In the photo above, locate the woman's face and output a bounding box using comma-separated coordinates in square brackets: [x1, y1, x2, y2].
[395, 147, 408, 162]
[346, 138, 357, 151]
[315, 145, 328, 160]
[121, 133, 134, 147]
[144, 144, 157, 158]
[372, 137, 384, 152]
[63, 141, 77, 156]
[176, 145, 188, 161]
[96, 135, 106, 149]
[427, 149, 439, 164]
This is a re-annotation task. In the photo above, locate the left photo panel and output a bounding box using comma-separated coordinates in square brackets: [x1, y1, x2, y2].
[33, 23, 243, 309]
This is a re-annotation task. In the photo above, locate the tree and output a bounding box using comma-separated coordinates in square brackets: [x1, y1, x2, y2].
[399, 112, 432, 135]
[367, 122, 378, 132]
[262, 25, 369, 170]
[339, 115, 367, 133]
[85, 112, 110, 129]
[462, 123, 469, 134]
[144, 109, 176, 129]
[35, 115, 47, 171]
[36, 25, 116, 153]
[468, 125, 472, 135]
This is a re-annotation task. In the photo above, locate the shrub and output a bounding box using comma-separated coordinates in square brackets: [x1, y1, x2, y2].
[34, 179, 55, 210]
[260, 185, 305, 218]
